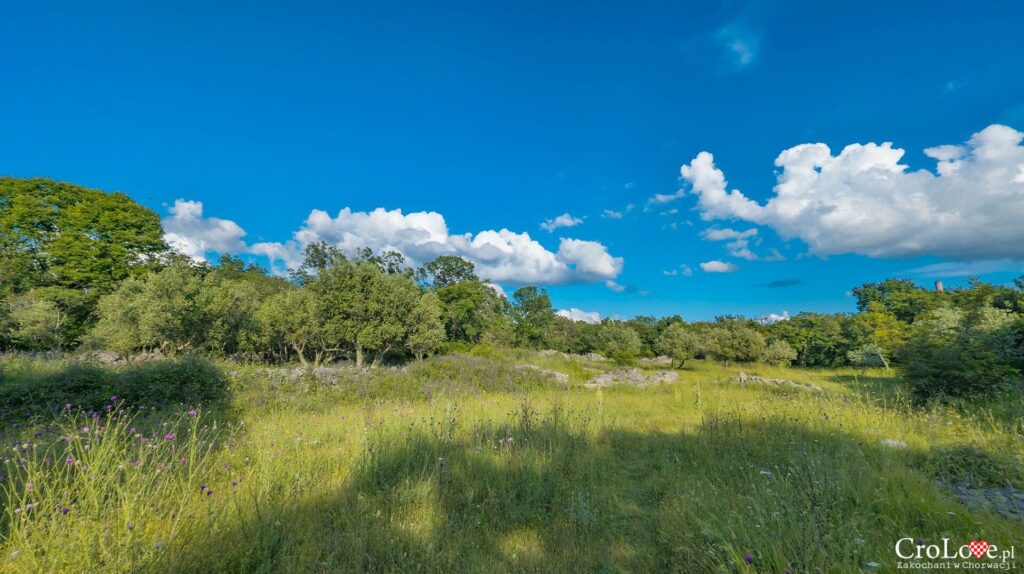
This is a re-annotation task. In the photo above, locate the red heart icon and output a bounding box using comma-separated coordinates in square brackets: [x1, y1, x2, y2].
[968, 540, 989, 559]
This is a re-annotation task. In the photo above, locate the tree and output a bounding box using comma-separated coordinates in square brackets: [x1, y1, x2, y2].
[418, 255, 478, 288]
[0, 177, 167, 295]
[706, 326, 767, 365]
[407, 292, 446, 360]
[510, 286, 555, 349]
[903, 307, 1019, 401]
[6, 293, 66, 350]
[595, 321, 643, 365]
[434, 280, 510, 343]
[90, 261, 209, 354]
[657, 323, 702, 368]
[847, 344, 889, 372]
[254, 287, 329, 367]
[762, 340, 797, 367]
[851, 279, 941, 323]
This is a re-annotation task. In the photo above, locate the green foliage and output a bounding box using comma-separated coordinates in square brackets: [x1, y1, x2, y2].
[851, 278, 942, 323]
[0, 355, 228, 417]
[762, 339, 797, 367]
[0, 177, 167, 295]
[407, 292, 446, 360]
[706, 325, 767, 364]
[769, 313, 849, 367]
[656, 323, 702, 367]
[6, 293, 66, 350]
[594, 321, 642, 365]
[417, 255, 478, 287]
[904, 307, 1020, 402]
[510, 286, 555, 349]
[846, 344, 889, 371]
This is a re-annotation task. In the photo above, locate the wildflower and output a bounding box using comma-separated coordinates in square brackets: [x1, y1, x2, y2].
[81, 427, 89, 433]
[163, 433, 175, 442]
[744, 555, 753, 564]
[187, 409, 197, 418]
[200, 484, 207, 491]
[133, 459, 143, 468]
[206, 490, 214, 496]
[223, 463, 229, 469]
[62, 508, 70, 515]
[154, 541, 165, 549]
[916, 539, 925, 546]
[126, 523, 134, 530]
[110, 396, 118, 402]
[130, 428, 136, 434]
[65, 457, 75, 465]
[179, 457, 187, 464]
[25, 482, 33, 491]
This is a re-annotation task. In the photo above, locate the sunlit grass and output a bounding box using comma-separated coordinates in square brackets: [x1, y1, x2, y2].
[2, 353, 1022, 572]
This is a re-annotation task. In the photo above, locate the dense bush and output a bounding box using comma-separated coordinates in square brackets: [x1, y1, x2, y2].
[656, 323, 702, 368]
[903, 308, 1020, 402]
[0, 355, 229, 417]
[762, 340, 797, 367]
[593, 322, 642, 365]
[706, 326, 767, 365]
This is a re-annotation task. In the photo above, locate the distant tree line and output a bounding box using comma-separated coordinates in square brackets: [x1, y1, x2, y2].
[3, 177, 1023, 400]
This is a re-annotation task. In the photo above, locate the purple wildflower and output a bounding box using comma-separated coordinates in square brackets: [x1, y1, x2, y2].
[110, 396, 118, 402]
[187, 409, 197, 418]
[163, 433, 175, 442]
[744, 555, 753, 564]
[206, 490, 213, 496]
[66, 456, 75, 465]
[200, 484, 207, 491]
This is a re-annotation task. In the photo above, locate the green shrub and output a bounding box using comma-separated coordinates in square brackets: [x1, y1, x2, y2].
[0, 355, 229, 417]
[762, 340, 797, 367]
[904, 308, 1020, 402]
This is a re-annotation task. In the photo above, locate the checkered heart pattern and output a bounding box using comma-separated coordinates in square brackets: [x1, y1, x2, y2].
[968, 540, 990, 559]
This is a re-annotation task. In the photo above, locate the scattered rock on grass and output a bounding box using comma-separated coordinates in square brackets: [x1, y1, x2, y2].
[880, 438, 909, 449]
[516, 365, 570, 385]
[943, 482, 1024, 523]
[729, 371, 824, 392]
[584, 368, 677, 389]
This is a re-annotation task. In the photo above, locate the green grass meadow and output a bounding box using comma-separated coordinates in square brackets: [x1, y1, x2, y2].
[2, 353, 1022, 572]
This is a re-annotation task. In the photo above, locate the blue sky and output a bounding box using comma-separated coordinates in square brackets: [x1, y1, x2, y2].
[3, 1, 1024, 321]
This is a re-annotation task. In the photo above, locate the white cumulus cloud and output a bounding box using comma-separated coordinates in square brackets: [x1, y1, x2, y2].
[557, 308, 601, 323]
[164, 204, 624, 287]
[700, 260, 739, 273]
[161, 199, 247, 263]
[540, 213, 584, 232]
[679, 124, 1024, 260]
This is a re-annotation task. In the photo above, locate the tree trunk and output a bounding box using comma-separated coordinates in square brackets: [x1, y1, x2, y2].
[293, 344, 308, 368]
[355, 345, 364, 368]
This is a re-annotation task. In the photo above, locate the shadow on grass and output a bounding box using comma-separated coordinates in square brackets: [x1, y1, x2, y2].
[151, 412, 1024, 573]
[0, 355, 231, 423]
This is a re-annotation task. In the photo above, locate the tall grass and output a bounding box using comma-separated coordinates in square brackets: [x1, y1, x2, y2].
[1, 353, 1022, 572]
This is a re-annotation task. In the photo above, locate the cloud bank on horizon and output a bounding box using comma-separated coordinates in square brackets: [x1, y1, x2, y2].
[163, 202, 624, 288]
[668, 124, 1024, 261]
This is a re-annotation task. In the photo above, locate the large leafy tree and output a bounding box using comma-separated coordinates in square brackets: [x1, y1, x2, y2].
[510, 286, 555, 349]
[657, 322, 702, 368]
[1, 177, 167, 349]
[0, 177, 167, 294]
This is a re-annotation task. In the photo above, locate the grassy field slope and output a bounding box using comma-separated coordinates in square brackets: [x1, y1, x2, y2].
[2, 352, 1022, 572]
